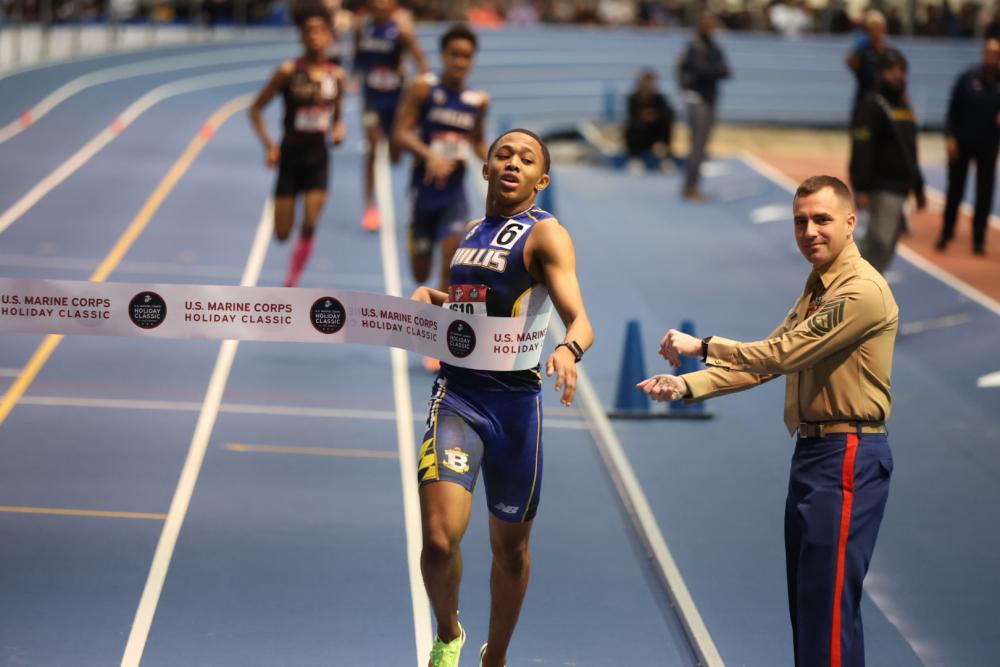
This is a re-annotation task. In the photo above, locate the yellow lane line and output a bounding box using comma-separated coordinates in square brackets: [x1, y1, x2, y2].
[0, 505, 167, 521]
[223, 443, 400, 459]
[0, 93, 254, 429]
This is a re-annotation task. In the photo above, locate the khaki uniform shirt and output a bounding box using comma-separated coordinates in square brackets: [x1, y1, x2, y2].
[684, 243, 898, 435]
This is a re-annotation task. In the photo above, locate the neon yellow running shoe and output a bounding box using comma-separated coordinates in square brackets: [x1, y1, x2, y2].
[427, 623, 465, 667]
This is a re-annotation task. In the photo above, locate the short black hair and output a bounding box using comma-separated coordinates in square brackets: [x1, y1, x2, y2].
[293, 3, 332, 29]
[488, 128, 551, 174]
[794, 175, 853, 209]
[877, 48, 908, 72]
[440, 23, 478, 52]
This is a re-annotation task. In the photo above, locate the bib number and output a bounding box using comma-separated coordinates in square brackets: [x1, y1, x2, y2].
[429, 131, 471, 161]
[295, 106, 331, 133]
[445, 284, 488, 316]
[367, 67, 401, 92]
[490, 221, 529, 249]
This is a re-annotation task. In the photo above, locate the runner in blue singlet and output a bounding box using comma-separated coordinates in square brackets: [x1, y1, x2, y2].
[410, 129, 594, 667]
[353, 0, 427, 232]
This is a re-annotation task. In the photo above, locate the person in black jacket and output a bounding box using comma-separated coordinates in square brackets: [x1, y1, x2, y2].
[677, 12, 730, 201]
[624, 68, 674, 171]
[849, 48, 926, 273]
[937, 38, 1000, 256]
[846, 10, 889, 121]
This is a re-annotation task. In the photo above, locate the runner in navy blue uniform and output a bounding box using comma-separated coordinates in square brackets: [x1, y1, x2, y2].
[395, 23, 489, 295]
[250, 8, 345, 287]
[353, 0, 427, 231]
[410, 129, 594, 667]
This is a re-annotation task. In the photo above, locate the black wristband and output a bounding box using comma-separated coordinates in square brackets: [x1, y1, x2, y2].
[701, 336, 713, 362]
[556, 340, 584, 363]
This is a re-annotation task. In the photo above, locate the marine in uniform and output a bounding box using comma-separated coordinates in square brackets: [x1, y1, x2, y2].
[640, 175, 897, 667]
[352, 0, 427, 231]
[410, 129, 593, 667]
[249, 8, 344, 287]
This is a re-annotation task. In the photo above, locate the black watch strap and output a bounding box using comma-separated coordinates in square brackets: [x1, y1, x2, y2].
[701, 336, 713, 362]
[556, 340, 584, 363]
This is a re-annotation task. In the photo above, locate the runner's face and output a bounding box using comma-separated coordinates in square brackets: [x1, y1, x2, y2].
[793, 187, 855, 268]
[441, 38, 476, 83]
[485, 132, 549, 208]
[371, 0, 393, 21]
[300, 17, 332, 54]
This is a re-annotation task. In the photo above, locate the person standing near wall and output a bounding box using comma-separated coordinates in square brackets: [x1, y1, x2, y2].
[677, 11, 729, 201]
[937, 37, 1000, 256]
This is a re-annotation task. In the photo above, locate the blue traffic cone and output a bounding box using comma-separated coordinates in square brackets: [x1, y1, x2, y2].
[665, 319, 712, 420]
[610, 319, 651, 417]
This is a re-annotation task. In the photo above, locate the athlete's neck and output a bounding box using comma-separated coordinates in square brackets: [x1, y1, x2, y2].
[486, 196, 535, 218]
[441, 73, 465, 91]
[303, 50, 327, 66]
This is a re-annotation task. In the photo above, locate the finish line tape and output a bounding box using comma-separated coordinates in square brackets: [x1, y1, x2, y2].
[0, 278, 551, 372]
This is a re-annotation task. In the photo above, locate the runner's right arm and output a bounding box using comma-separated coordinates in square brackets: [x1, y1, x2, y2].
[249, 61, 293, 168]
[393, 78, 457, 187]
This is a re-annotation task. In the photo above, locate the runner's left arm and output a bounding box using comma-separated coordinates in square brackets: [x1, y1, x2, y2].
[472, 95, 491, 163]
[400, 26, 429, 74]
[527, 219, 594, 406]
[331, 67, 346, 145]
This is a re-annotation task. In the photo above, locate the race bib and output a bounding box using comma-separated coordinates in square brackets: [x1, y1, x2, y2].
[445, 284, 488, 316]
[429, 131, 472, 161]
[489, 220, 530, 250]
[367, 67, 402, 92]
[294, 106, 331, 133]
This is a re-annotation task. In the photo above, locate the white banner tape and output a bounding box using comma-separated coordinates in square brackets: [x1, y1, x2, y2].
[0, 278, 551, 372]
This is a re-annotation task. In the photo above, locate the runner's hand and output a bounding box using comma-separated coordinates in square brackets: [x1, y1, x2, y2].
[546, 346, 578, 406]
[658, 329, 701, 368]
[331, 121, 345, 146]
[266, 145, 280, 169]
[424, 152, 457, 188]
[636, 374, 688, 402]
[410, 286, 433, 303]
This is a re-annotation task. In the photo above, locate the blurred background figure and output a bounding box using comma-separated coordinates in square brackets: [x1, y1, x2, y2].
[846, 9, 889, 121]
[849, 48, 925, 274]
[624, 67, 675, 173]
[938, 37, 1000, 256]
[768, 0, 811, 39]
[677, 11, 730, 201]
[353, 0, 428, 232]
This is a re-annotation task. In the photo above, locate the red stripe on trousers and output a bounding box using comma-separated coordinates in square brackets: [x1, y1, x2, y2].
[830, 433, 859, 667]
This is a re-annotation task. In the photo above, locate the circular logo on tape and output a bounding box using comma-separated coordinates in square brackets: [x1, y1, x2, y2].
[129, 291, 167, 329]
[446, 320, 476, 358]
[310, 297, 346, 334]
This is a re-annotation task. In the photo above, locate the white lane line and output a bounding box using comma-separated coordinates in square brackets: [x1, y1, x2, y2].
[0, 44, 289, 144]
[899, 313, 972, 336]
[978, 370, 1000, 388]
[471, 171, 722, 664]
[738, 151, 1000, 320]
[0, 66, 268, 238]
[119, 198, 272, 667]
[14, 395, 589, 429]
[924, 186, 1000, 232]
[374, 140, 433, 665]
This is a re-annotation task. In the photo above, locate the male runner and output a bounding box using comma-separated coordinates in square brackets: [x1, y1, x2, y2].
[410, 128, 594, 667]
[394, 23, 489, 293]
[249, 7, 345, 287]
[353, 0, 428, 231]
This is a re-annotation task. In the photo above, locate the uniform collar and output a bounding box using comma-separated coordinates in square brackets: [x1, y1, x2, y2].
[806, 242, 860, 293]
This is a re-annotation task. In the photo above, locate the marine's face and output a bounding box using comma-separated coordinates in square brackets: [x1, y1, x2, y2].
[793, 187, 856, 268]
[441, 38, 476, 82]
[300, 17, 332, 53]
[485, 132, 549, 208]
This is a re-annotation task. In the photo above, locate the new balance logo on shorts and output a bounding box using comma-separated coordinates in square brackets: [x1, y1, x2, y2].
[494, 502, 519, 515]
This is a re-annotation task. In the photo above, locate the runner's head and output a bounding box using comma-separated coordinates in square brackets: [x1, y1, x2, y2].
[440, 23, 477, 86]
[294, 5, 333, 55]
[370, 0, 396, 22]
[484, 129, 551, 211]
